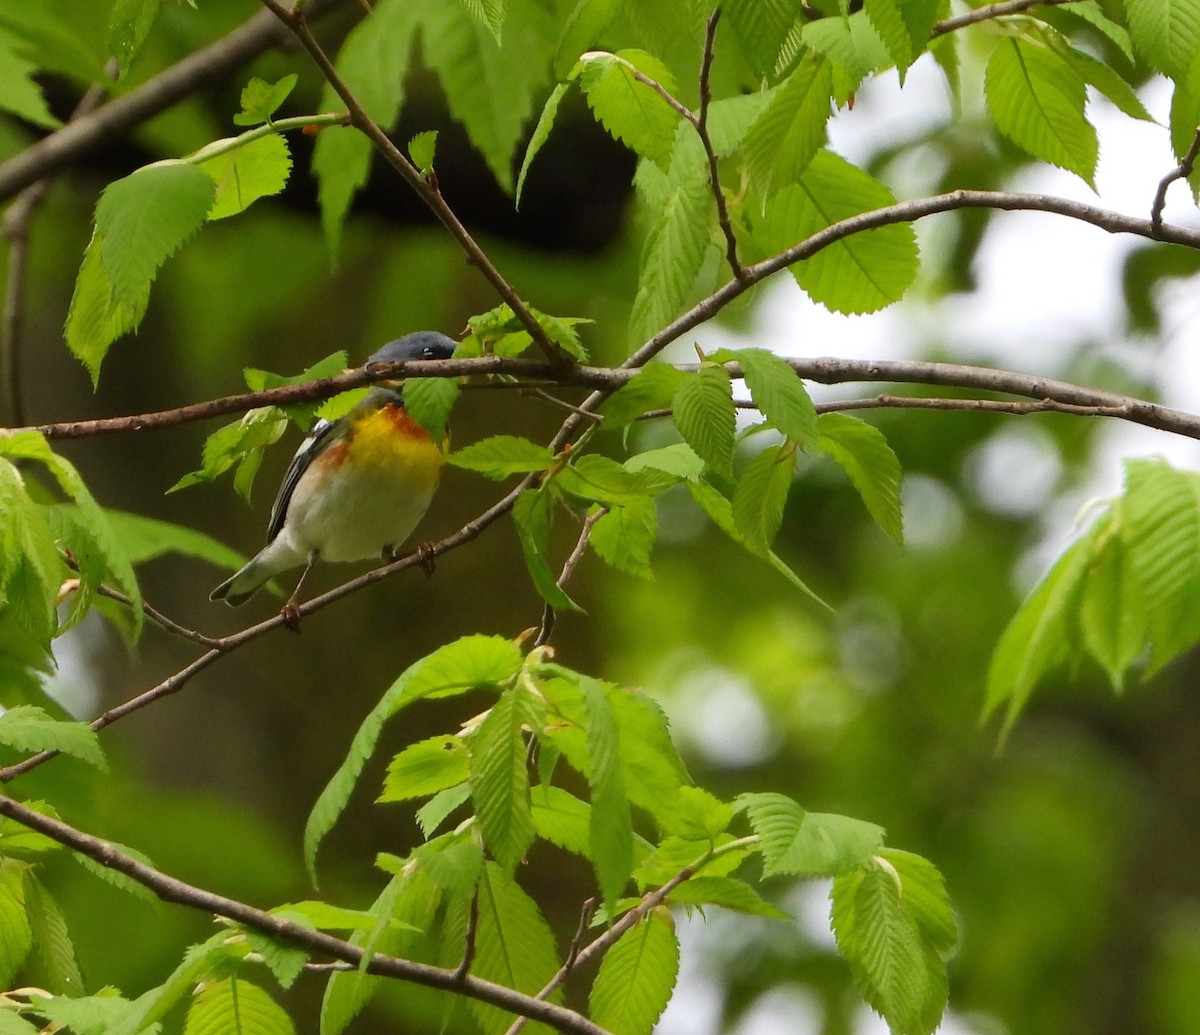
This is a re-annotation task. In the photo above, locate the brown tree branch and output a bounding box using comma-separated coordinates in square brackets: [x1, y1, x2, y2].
[1151, 125, 1200, 232]
[931, 0, 1083, 37]
[0, 793, 611, 1035]
[258, 0, 572, 368]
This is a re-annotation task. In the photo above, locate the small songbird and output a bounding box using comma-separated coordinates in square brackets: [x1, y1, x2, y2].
[210, 331, 457, 609]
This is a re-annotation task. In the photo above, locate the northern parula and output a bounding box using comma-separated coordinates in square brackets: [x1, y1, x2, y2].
[210, 331, 457, 607]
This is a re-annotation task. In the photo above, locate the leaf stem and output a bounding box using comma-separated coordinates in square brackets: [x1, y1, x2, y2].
[183, 112, 349, 165]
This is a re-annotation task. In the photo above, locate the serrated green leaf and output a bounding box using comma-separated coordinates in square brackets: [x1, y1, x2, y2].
[667, 876, 791, 919]
[1079, 525, 1146, 690]
[416, 783, 472, 838]
[742, 54, 832, 200]
[407, 129, 438, 174]
[447, 436, 556, 478]
[663, 786, 734, 842]
[107, 0, 159, 69]
[817, 412, 903, 544]
[582, 678, 633, 911]
[512, 489, 582, 612]
[755, 149, 918, 314]
[71, 839, 158, 904]
[530, 784, 592, 857]
[380, 735, 469, 802]
[554, 0, 623, 78]
[602, 364, 690, 430]
[0, 460, 64, 650]
[470, 862, 561, 1035]
[720, 0, 799, 79]
[625, 443, 705, 483]
[629, 131, 714, 345]
[198, 134, 292, 220]
[394, 832, 484, 897]
[244, 927, 310, 990]
[456, 0, 505, 43]
[633, 833, 750, 888]
[312, 0, 419, 255]
[589, 907, 679, 1035]
[64, 232, 150, 382]
[0, 706, 105, 769]
[736, 348, 819, 447]
[306, 637, 519, 880]
[517, 82, 570, 207]
[168, 408, 288, 500]
[423, 1, 553, 192]
[0, 864, 32, 988]
[556, 455, 674, 507]
[579, 50, 681, 169]
[0, 5, 105, 83]
[0, 1008, 39, 1035]
[732, 444, 795, 555]
[985, 37, 1097, 185]
[184, 978, 295, 1035]
[1125, 0, 1200, 79]
[1062, 1, 1134, 62]
[803, 12, 898, 102]
[673, 365, 735, 478]
[469, 689, 536, 871]
[96, 162, 215, 308]
[232, 75, 298, 127]
[88, 509, 245, 569]
[1054, 42, 1152, 122]
[864, 0, 939, 78]
[591, 498, 657, 579]
[739, 792, 885, 877]
[26, 991, 140, 1035]
[402, 376, 459, 443]
[831, 851, 955, 1035]
[0, 37, 60, 129]
[0, 802, 64, 856]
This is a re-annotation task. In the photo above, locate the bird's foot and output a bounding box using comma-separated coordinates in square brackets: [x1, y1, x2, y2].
[417, 542, 437, 577]
[281, 601, 303, 632]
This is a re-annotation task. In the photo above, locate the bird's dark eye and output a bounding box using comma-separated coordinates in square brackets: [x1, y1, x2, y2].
[423, 348, 436, 359]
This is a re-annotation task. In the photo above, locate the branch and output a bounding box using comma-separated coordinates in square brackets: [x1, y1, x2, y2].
[534, 508, 605, 647]
[931, 0, 1083, 37]
[258, 0, 572, 368]
[0, 0, 344, 204]
[1151, 125, 1200, 231]
[0, 794, 610, 1035]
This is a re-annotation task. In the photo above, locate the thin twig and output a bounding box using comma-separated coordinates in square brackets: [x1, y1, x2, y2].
[534, 508, 605, 648]
[1151, 125, 1200, 232]
[582, 52, 698, 125]
[931, 0, 1083, 37]
[258, 0, 572, 368]
[0, 794, 610, 1035]
[454, 890, 481, 980]
[505, 898, 598, 1035]
[93, 584, 224, 649]
[694, 10, 746, 282]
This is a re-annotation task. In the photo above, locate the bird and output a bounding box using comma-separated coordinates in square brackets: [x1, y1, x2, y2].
[210, 331, 458, 610]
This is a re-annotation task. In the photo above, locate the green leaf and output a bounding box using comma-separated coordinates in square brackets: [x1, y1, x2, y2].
[0, 37, 59, 129]
[512, 489, 583, 612]
[184, 978, 296, 1035]
[0, 706, 105, 769]
[864, 0, 939, 77]
[667, 876, 791, 919]
[591, 498, 657, 579]
[732, 444, 795, 555]
[198, 134, 293, 220]
[456, 0, 505, 43]
[625, 443, 705, 483]
[1061, 1, 1134, 62]
[0, 1009, 39, 1035]
[530, 784, 592, 857]
[554, 0, 624, 78]
[305, 637, 520, 879]
[736, 348, 819, 448]
[168, 408, 288, 500]
[447, 436, 556, 479]
[64, 232, 150, 383]
[628, 131, 714, 345]
[720, 0, 799, 79]
[579, 50, 682, 169]
[232, 75, 298, 126]
[589, 907, 679, 1035]
[0, 802, 65, 856]
[739, 792, 885, 877]
[742, 54, 833, 200]
[755, 149, 919, 315]
[380, 736, 469, 803]
[0, 5, 105, 83]
[96, 162, 216, 308]
[1055, 43, 1152, 123]
[470, 862, 561, 1035]
[407, 130, 438, 175]
[312, 0, 419, 255]
[416, 784, 472, 838]
[517, 82, 570, 207]
[243, 927, 309, 991]
[423, 1, 553, 192]
[71, 839, 158, 904]
[469, 689, 536, 871]
[663, 786, 734, 842]
[672, 365, 735, 478]
[802, 12, 895, 103]
[26, 991, 139, 1035]
[0, 864, 32, 988]
[1125, 0, 1200, 78]
[817, 412, 904, 544]
[90, 509, 246, 569]
[107, 0, 160, 69]
[402, 376, 459, 443]
[602, 364, 689, 430]
[830, 851, 955, 1035]
[1079, 527, 1146, 690]
[984, 37, 1097, 186]
[687, 479, 830, 608]
[556, 455, 675, 507]
[582, 679, 633, 911]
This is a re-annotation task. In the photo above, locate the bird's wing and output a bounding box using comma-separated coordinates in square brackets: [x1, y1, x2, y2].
[265, 417, 341, 544]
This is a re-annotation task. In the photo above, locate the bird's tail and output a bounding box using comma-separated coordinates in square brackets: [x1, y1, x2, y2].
[210, 558, 274, 606]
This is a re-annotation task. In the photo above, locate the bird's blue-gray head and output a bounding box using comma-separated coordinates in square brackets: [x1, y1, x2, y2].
[367, 331, 457, 367]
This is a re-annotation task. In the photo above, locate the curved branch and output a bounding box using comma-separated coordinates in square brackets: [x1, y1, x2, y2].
[0, 794, 609, 1035]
